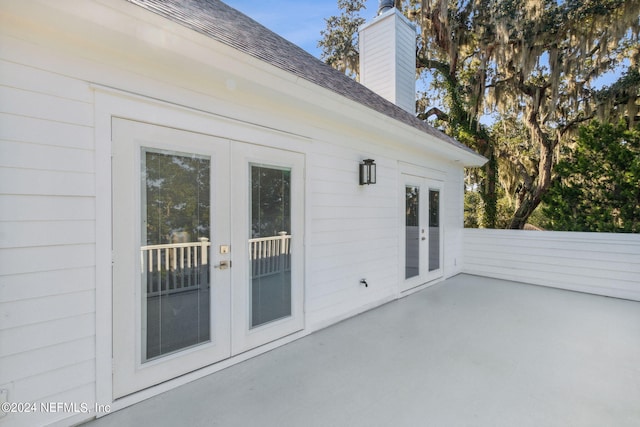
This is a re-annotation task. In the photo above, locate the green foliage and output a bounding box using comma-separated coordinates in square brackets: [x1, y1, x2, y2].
[411, 0, 640, 228]
[525, 205, 549, 230]
[543, 122, 640, 232]
[318, 0, 366, 79]
[318, 0, 640, 230]
[251, 166, 291, 238]
[465, 186, 516, 228]
[464, 190, 481, 228]
[594, 68, 640, 128]
[144, 151, 210, 244]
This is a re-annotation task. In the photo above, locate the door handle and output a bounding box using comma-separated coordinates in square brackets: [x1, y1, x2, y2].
[421, 237, 426, 240]
[215, 260, 231, 270]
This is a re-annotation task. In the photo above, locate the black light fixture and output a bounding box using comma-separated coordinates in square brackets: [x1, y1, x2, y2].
[359, 159, 376, 185]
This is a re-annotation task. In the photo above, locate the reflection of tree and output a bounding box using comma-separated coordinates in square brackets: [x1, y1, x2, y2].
[429, 190, 439, 227]
[406, 186, 419, 227]
[251, 166, 290, 238]
[144, 150, 210, 245]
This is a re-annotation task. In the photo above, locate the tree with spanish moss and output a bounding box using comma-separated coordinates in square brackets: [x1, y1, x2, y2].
[318, 0, 366, 79]
[320, 0, 640, 229]
[410, 0, 640, 228]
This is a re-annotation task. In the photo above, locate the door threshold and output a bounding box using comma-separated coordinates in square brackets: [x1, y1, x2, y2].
[400, 276, 444, 297]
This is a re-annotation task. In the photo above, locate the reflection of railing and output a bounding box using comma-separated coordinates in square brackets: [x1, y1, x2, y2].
[141, 238, 210, 297]
[249, 232, 291, 278]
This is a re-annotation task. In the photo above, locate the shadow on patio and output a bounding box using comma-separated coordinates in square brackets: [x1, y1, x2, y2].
[85, 274, 640, 427]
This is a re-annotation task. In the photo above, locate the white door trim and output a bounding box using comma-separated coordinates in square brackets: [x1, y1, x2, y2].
[230, 143, 305, 354]
[112, 118, 232, 398]
[95, 88, 308, 411]
[398, 167, 445, 294]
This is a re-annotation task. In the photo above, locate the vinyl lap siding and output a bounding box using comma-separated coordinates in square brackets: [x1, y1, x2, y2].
[359, 10, 416, 114]
[393, 16, 416, 114]
[0, 6, 472, 424]
[0, 53, 96, 426]
[442, 168, 464, 276]
[359, 22, 394, 106]
[306, 148, 399, 328]
[463, 229, 640, 301]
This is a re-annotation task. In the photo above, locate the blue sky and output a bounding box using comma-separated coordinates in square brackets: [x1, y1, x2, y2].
[224, 0, 622, 92]
[225, 0, 379, 58]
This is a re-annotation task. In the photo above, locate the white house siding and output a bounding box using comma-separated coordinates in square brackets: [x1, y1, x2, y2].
[359, 9, 416, 114]
[305, 144, 461, 329]
[0, 2, 477, 425]
[359, 18, 395, 106]
[0, 47, 97, 426]
[393, 12, 417, 114]
[463, 229, 640, 301]
[442, 168, 465, 276]
[305, 150, 399, 328]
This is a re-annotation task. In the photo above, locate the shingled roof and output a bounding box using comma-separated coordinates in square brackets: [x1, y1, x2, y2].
[127, 0, 478, 156]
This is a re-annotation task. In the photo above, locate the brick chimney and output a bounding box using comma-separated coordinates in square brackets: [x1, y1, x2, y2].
[358, 2, 417, 114]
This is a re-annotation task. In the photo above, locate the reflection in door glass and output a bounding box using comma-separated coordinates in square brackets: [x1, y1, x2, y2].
[429, 189, 440, 271]
[141, 149, 211, 362]
[250, 165, 292, 328]
[405, 186, 420, 279]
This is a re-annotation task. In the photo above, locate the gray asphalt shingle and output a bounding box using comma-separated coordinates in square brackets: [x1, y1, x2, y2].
[127, 0, 478, 155]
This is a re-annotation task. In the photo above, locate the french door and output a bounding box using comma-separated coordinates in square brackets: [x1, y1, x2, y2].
[400, 174, 443, 292]
[112, 119, 304, 398]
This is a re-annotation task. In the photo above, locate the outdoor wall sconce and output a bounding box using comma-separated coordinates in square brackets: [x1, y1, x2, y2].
[359, 159, 376, 185]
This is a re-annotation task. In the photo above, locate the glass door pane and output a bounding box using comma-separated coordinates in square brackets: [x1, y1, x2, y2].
[113, 118, 231, 399]
[249, 165, 292, 328]
[428, 189, 440, 272]
[141, 149, 211, 362]
[405, 185, 420, 279]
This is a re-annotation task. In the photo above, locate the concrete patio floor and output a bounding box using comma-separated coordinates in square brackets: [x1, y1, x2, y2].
[84, 274, 640, 427]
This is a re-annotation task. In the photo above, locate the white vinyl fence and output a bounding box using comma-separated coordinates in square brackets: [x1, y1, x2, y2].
[140, 234, 292, 296]
[249, 232, 291, 278]
[141, 237, 211, 297]
[463, 229, 640, 301]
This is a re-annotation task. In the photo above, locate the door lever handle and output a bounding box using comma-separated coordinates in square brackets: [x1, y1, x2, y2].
[215, 260, 231, 270]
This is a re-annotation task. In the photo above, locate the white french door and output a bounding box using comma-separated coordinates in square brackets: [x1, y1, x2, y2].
[400, 174, 443, 293]
[112, 119, 304, 398]
[230, 143, 304, 354]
